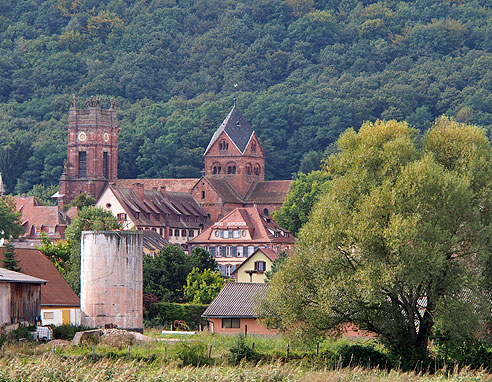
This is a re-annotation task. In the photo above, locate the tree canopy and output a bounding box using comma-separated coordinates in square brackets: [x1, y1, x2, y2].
[260, 118, 492, 363]
[2, 1, 492, 194]
[0, 197, 23, 240]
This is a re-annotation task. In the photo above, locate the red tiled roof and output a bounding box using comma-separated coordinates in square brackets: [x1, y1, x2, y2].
[191, 207, 295, 245]
[244, 180, 292, 204]
[114, 179, 199, 193]
[0, 248, 80, 307]
[204, 177, 243, 204]
[109, 184, 207, 229]
[14, 196, 71, 239]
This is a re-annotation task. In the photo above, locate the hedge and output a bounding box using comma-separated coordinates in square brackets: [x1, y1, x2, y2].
[145, 302, 209, 330]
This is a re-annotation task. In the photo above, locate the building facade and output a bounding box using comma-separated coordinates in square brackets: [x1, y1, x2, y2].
[191, 207, 294, 276]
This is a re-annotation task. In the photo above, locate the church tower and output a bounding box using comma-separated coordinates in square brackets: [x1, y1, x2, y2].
[57, 96, 119, 207]
[203, 100, 265, 197]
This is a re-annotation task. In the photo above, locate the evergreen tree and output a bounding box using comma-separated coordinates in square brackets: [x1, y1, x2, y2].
[2, 242, 21, 272]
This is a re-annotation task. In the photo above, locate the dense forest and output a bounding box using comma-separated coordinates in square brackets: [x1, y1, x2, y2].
[1, 0, 492, 195]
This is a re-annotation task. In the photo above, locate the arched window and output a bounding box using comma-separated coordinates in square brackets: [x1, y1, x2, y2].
[219, 142, 223, 150]
[246, 163, 252, 175]
[213, 166, 217, 174]
[251, 141, 256, 152]
[254, 164, 261, 175]
[227, 166, 233, 174]
[232, 166, 236, 174]
[218, 166, 222, 174]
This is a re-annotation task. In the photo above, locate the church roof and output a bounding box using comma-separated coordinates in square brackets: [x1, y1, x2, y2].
[204, 103, 254, 155]
[244, 180, 292, 204]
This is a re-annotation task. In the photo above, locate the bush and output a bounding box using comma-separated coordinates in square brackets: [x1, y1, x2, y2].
[52, 324, 93, 341]
[174, 341, 210, 366]
[334, 343, 391, 369]
[145, 302, 208, 330]
[228, 334, 260, 365]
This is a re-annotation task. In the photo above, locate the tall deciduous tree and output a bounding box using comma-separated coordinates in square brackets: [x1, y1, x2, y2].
[260, 118, 492, 364]
[184, 267, 225, 304]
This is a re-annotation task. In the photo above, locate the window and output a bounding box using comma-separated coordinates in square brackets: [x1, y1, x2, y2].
[251, 141, 256, 152]
[222, 318, 240, 328]
[103, 151, 109, 178]
[189, 230, 194, 238]
[246, 164, 252, 175]
[218, 166, 222, 174]
[263, 208, 269, 216]
[220, 246, 227, 257]
[48, 227, 55, 235]
[202, 191, 205, 200]
[175, 229, 180, 237]
[159, 228, 163, 236]
[219, 141, 229, 151]
[209, 247, 216, 257]
[185, 215, 190, 222]
[213, 166, 217, 174]
[117, 213, 127, 221]
[181, 229, 187, 237]
[233, 230, 240, 239]
[176, 215, 180, 222]
[248, 246, 255, 256]
[237, 246, 244, 257]
[226, 246, 232, 257]
[255, 261, 266, 273]
[78, 151, 87, 177]
[254, 164, 261, 176]
[242, 230, 247, 237]
[274, 231, 280, 238]
[169, 229, 174, 237]
[225, 264, 235, 276]
[215, 230, 219, 237]
[34, 226, 41, 235]
[43, 311, 54, 320]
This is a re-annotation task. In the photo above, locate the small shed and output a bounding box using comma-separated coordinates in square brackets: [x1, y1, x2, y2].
[0, 267, 46, 326]
[202, 282, 276, 336]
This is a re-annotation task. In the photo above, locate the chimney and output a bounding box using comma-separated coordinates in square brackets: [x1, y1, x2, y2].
[160, 186, 167, 198]
[132, 183, 145, 199]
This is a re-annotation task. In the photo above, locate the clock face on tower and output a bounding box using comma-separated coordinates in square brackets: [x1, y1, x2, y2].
[103, 132, 109, 143]
[78, 131, 87, 142]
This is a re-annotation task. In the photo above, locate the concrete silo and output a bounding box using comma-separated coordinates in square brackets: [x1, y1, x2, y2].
[80, 231, 143, 332]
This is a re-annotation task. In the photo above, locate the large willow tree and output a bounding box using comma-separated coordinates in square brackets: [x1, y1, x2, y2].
[260, 117, 492, 360]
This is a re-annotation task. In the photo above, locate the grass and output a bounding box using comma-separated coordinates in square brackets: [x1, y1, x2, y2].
[0, 331, 491, 381]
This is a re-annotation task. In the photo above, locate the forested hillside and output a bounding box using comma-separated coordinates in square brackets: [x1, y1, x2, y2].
[1, 0, 492, 195]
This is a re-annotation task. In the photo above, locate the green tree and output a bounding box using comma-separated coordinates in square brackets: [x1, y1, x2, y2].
[67, 193, 96, 209]
[143, 245, 192, 302]
[184, 267, 225, 304]
[264, 250, 288, 282]
[2, 242, 21, 272]
[64, 206, 120, 294]
[37, 232, 71, 275]
[261, 119, 492, 364]
[0, 197, 23, 240]
[272, 170, 330, 235]
[189, 247, 218, 272]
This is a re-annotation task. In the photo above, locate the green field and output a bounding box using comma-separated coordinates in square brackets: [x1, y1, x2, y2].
[0, 331, 491, 381]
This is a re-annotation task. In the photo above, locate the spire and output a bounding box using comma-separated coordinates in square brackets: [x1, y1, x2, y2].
[0, 173, 5, 196]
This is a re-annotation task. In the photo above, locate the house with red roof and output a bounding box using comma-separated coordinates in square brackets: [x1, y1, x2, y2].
[14, 196, 71, 240]
[0, 247, 80, 326]
[190, 207, 294, 276]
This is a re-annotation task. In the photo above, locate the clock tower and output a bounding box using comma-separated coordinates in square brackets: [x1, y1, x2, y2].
[57, 96, 119, 207]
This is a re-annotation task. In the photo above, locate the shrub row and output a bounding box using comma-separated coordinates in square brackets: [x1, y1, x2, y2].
[144, 302, 208, 330]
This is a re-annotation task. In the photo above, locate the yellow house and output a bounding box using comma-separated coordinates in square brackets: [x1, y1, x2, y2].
[232, 248, 280, 283]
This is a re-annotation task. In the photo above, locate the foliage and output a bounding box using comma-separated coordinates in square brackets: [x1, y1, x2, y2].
[3, 0, 492, 190]
[52, 324, 92, 341]
[0, 197, 23, 240]
[228, 334, 261, 365]
[272, 171, 330, 235]
[184, 267, 225, 304]
[143, 245, 192, 302]
[144, 302, 208, 330]
[174, 341, 210, 367]
[66, 193, 96, 209]
[261, 118, 492, 365]
[64, 206, 120, 294]
[189, 247, 217, 272]
[334, 343, 391, 369]
[36, 233, 71, 275]
[1, 242, 21, 272]
[264, 250, 289, 282]
[24, 184, 58, 206]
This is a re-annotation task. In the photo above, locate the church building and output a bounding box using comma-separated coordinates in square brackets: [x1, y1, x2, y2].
[56, 97, 292, 242]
